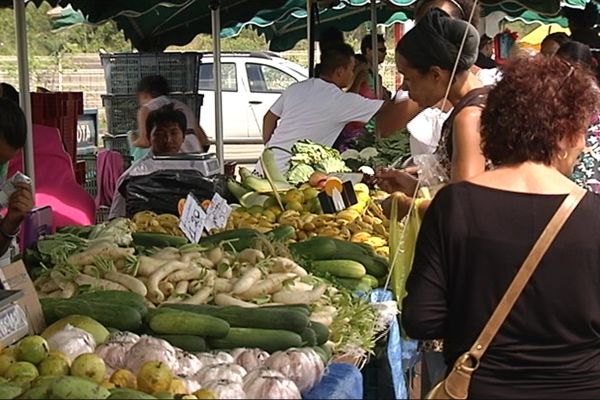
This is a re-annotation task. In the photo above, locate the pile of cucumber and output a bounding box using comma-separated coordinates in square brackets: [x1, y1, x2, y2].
[290, 236, 389, 292]
[145, 304, 331, 361]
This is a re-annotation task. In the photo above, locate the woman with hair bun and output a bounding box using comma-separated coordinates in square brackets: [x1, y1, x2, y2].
[377, 9, 486, 199]
[403, 54, 600, 399]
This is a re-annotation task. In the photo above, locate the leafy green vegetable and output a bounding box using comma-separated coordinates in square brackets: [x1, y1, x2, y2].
[287, 164, 316, 185]
[347, 129, 411, 169]
[286, 140, 350, 183]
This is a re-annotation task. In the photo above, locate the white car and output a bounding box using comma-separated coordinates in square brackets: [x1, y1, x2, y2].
[198, 52, 307, 141]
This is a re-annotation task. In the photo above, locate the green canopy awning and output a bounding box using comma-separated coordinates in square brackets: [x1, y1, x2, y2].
[42, 0, 597, 51]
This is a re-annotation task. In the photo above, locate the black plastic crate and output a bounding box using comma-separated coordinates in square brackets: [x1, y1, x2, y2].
[77, 154, 98, 198]
[101, 52, 202, 95]
[102, 93, 203, 135]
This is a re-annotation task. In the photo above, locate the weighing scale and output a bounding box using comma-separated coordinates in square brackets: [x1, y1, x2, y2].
[0, 290, 28, 348]
[152, 153, 221, 177]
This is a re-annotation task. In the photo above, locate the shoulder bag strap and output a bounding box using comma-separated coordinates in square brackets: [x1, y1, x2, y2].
[441, 186, 587, 400]
[469, 186, 587, 361]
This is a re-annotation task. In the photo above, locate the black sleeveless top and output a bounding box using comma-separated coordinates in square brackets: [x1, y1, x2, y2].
[436, 87, 489, 176]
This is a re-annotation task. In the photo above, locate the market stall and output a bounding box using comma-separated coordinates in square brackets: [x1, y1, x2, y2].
[0, 142, 412, 399]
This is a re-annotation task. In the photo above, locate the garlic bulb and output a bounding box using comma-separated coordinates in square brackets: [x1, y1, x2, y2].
[195, 352, 234, 368]
[183, 378, 201, 394]
[243, 370, 301, 400]
[243, 368, 285, 385]
[231, 348, 270, 371]
[265, 348, 325, 392]
[106, 331, 140, 345]
[174, 349, 203, 377]
[204, 379, 246, 399]
[125, 336, 178, 374]
[195, 363, 247, 385]
[46, 324, 95, 363]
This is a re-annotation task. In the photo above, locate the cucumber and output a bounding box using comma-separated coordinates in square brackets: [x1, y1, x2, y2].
[257, 304, 311, 315]
[52, 298, 143, 332]
[199, 229, 261, 251]
[78, 291, 148, 318]
[336, 277, 372, 293]
[132, 232, 188, 248]
[108, 388, 156, 399]
[310, 322, 330, 345]
[152, 334, 207, 352]
[362, 275, 380, 288]
[149, 310, 230, 338]
[163, 304, 310, 333]
[289, 237, 337, 261]
[208, 328, 302, 353]
[266, 225, 296, 242]
[300, 327, 317, 346]
[40, 298, 62, 325]
[312, 346, 330, 364]
[311, 260, 366, 279]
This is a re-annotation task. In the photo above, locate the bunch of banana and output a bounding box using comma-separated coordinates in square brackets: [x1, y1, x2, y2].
[132, 211, 184, 237]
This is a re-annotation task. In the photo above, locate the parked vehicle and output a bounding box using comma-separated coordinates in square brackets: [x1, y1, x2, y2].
[198, 52, 307, 141]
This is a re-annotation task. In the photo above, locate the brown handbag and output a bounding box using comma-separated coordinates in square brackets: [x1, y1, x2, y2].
[426, 186, 587, 400]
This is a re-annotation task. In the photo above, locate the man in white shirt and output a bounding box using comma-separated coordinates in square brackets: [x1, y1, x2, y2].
[259, 43, 387, 173]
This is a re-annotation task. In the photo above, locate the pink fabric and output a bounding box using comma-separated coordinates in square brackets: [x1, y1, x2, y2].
[8, 124, 95, 229]
[95, 150, 125, 208]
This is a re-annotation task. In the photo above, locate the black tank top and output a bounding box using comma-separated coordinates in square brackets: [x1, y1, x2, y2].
[436, 87, 489, 176]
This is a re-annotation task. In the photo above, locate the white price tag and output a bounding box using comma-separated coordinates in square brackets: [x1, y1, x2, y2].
[178, 194, 207, 243]
[204, 193, 232, 232]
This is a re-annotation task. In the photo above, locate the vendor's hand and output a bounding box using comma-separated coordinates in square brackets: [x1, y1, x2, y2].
[380, 192, 413, 220]
[375, 168, 419, 196]
[4, 182, 33, 233]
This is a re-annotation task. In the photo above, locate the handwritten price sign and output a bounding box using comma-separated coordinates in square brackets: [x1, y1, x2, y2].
[179, 194, 207, 243]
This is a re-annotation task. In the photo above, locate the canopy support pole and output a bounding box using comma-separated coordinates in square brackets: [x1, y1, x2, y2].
[14, 0, 35, 193]
[210, 0, 224, 173]
[370, 0, 381, 138]
[307, 0, 315, 77]
[370, 0, 380, 99]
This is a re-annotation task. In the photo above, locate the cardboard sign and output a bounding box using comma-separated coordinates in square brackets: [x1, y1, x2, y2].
[204, 193, 232, 232]
[0, 260, 45, 334]
[179, 194, 207, 243]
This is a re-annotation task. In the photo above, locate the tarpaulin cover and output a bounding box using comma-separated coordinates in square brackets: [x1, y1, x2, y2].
[304, 363, 363, 400]
[121, 169, 230, 217]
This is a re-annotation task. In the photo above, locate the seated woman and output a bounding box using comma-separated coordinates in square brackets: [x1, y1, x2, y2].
[109, 104, 186, 219]
[131, 75, 210, 155]
[403, 54, 600, 399]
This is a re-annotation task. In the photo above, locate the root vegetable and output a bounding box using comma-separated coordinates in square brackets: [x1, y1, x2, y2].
[180, 286, 212, 305]
[214, 278, 233, 293]
[68, 244, 134, 266]
[158, 281, 175, 298]
[181, 252, 202, 264]
[214, 293, 258, 308]
[272, 285, 327, 305]
[152, 248, 181, 261]
[175, 281, 190, 294]
[137, 256, 166, 277]
[288, 281, 314, 292]
[271, 257, 307, 276]
[49, 270, 77, 298]
[166, 267, 205, 283]
[189, 280, 203, 294]
[309, 312, 333, 327]
[238, 273, 297, 300]
[237, 249, 265, 265]
[147, 261, 188, 304]
[231, 267, 261, 295]
[208, 247, 224, 265]
[203, 270, 217, 287]
[196, 257, 215, 269]
[39, 290, 62, 298]
[40, 279, 59, 293]
[74, 274, 129, 291]
[104, 271, 148, 296]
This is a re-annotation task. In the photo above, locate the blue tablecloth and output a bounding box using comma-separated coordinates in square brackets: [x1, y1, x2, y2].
[304, 363, 363, 399]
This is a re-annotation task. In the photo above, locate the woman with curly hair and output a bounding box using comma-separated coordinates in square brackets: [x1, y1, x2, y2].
[556, 41, 600, 193]
[403, 55, 600, 398]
